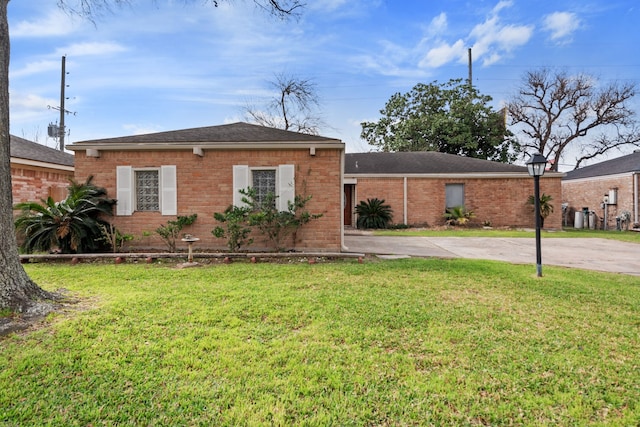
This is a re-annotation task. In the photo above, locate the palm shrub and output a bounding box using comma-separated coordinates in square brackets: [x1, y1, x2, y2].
[527, 193, 554, 228]
[355, 198, 393, 229]
[14, 176, 116, 254]
[443, 206, 475, 226]
[212, 205, 253, 252]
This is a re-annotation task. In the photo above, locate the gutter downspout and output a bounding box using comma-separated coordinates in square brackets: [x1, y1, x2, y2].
[403, 176, 408, 225]
[635, 173, 639, 225]
[341, 150, 347, 252]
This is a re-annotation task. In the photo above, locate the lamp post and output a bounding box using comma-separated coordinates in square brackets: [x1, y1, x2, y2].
[526, 152, 548, 277]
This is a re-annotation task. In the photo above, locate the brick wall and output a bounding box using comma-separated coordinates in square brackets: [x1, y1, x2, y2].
[11, 164, 73, 204]
[73, 148, 343, 252]
[562, 174, 636, 229]
[350, 175, 563, 229]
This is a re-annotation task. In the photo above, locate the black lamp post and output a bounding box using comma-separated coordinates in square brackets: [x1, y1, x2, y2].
[526, 152, 548, 277]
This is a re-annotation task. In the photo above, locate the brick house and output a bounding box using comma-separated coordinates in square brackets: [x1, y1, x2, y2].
[11, 135, 74, 204]
[68, 122, 345, 252]
[344, 152, 563, 229]
[562, 150, 640, 230]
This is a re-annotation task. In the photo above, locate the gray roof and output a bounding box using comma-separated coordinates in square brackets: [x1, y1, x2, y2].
[71, 122, 341, 145]
[10, 135, 74, 167]
[345, 151, 529, 174]
[563, 150, 640, 180]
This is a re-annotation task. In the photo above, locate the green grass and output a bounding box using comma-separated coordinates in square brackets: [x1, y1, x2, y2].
[2, 260, 640, 425]
[375, 227, 640, 243]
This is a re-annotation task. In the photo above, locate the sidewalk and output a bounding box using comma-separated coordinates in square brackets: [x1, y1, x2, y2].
[344, 233, 640, 276]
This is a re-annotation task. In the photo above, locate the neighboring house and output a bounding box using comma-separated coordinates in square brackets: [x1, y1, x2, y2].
[68, 122, 345, 252]
[10, 135, 74, 204]
[344, 152, 563, 229]
[562, 150, 640, 230]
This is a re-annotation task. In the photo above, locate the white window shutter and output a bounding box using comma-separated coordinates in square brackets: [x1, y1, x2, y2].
[116, 166, 133, 216]
[233, 165, 250, 207]
[278, 164, 295, 212]
[160, 165, 177, 216]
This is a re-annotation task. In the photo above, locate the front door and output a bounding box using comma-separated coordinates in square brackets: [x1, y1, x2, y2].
[344, 184, 354, 226]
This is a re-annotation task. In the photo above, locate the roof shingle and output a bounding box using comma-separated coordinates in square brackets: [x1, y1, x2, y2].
[72, 122, 341, 145]
[345, 151, 528, 174]
[563, 151, 640, 180]
[10, 135, 74, 167]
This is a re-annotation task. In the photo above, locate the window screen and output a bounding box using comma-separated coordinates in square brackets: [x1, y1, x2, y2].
[136, 170, 160, 211]
[445, 183, 464, 209]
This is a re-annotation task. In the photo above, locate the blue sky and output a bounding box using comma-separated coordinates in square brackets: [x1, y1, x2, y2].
[7, 1, 639, 170]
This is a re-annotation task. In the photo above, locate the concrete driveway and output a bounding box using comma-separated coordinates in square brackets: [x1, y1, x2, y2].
[344, 233, 640, 276]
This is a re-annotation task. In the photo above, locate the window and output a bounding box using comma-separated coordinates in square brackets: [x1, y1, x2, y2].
[233, 164, 294, 211]
[116, 165, 176, 216]
[252, 169, 276, 206]
[135, 170, 160, 211]
[445, 183, 464, 209]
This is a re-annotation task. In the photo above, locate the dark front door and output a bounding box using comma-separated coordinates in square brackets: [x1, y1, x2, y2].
[344, 184, 354, 226]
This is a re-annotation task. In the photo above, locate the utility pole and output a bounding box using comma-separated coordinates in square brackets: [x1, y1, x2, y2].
[48, 55, 75, 151]
[467, 48, 472, 87]
[59, 55, 66, 151]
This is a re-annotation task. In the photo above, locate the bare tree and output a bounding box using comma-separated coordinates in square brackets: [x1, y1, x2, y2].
[59, 0, 304, 20]
[508, 68, 640, 171]
[0, 0, 303, 313]
[244, 73, 326, 135]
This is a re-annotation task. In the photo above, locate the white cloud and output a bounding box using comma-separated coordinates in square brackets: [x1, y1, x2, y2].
[419, 40, 466, 68]
[543, 12, 581, 42]
[492, 0, 514, 15]
[428, 12, 448, 36]
[11, 93, 56, 111]
[420, 1, 533, 69]
[11, 9, 82, 38]
[122, 124, 164, 135]
[470, 16, 533, 65]
[55, 42, 128, 57]
[11, 60, 60, 78]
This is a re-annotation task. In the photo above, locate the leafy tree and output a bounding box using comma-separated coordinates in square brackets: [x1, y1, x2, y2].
[14, 176, 116, 254]
[212, 205, 253, 252]
[361, 79, 518, 162]
[155, 214, 198, 252]
[527, 193, 554, 229]
[508, 68, 640, 171]
[244, 73, 327, 135]
[355, 198, 393, 229]
[0, 0, 303, 312]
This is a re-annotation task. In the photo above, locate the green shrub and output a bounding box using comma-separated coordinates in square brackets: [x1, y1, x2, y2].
[212, 205, 253, 252]
[241, 188, 323, 251]
[99, 223, 134, 253]
[355, 198, 393, 229]
[155, 214, 197, 252]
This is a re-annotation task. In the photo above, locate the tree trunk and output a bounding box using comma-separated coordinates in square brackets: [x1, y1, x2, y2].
[0, 1, 54, 312]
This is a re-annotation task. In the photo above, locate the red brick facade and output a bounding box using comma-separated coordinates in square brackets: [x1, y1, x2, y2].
[73, 148, 344, 252]
[562, 173, 638, 229]
[347, 174, 563, 229]
[11, 163, 73, 205]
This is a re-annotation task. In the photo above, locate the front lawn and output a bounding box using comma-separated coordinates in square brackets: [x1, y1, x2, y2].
[2, 260, 639, 425]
